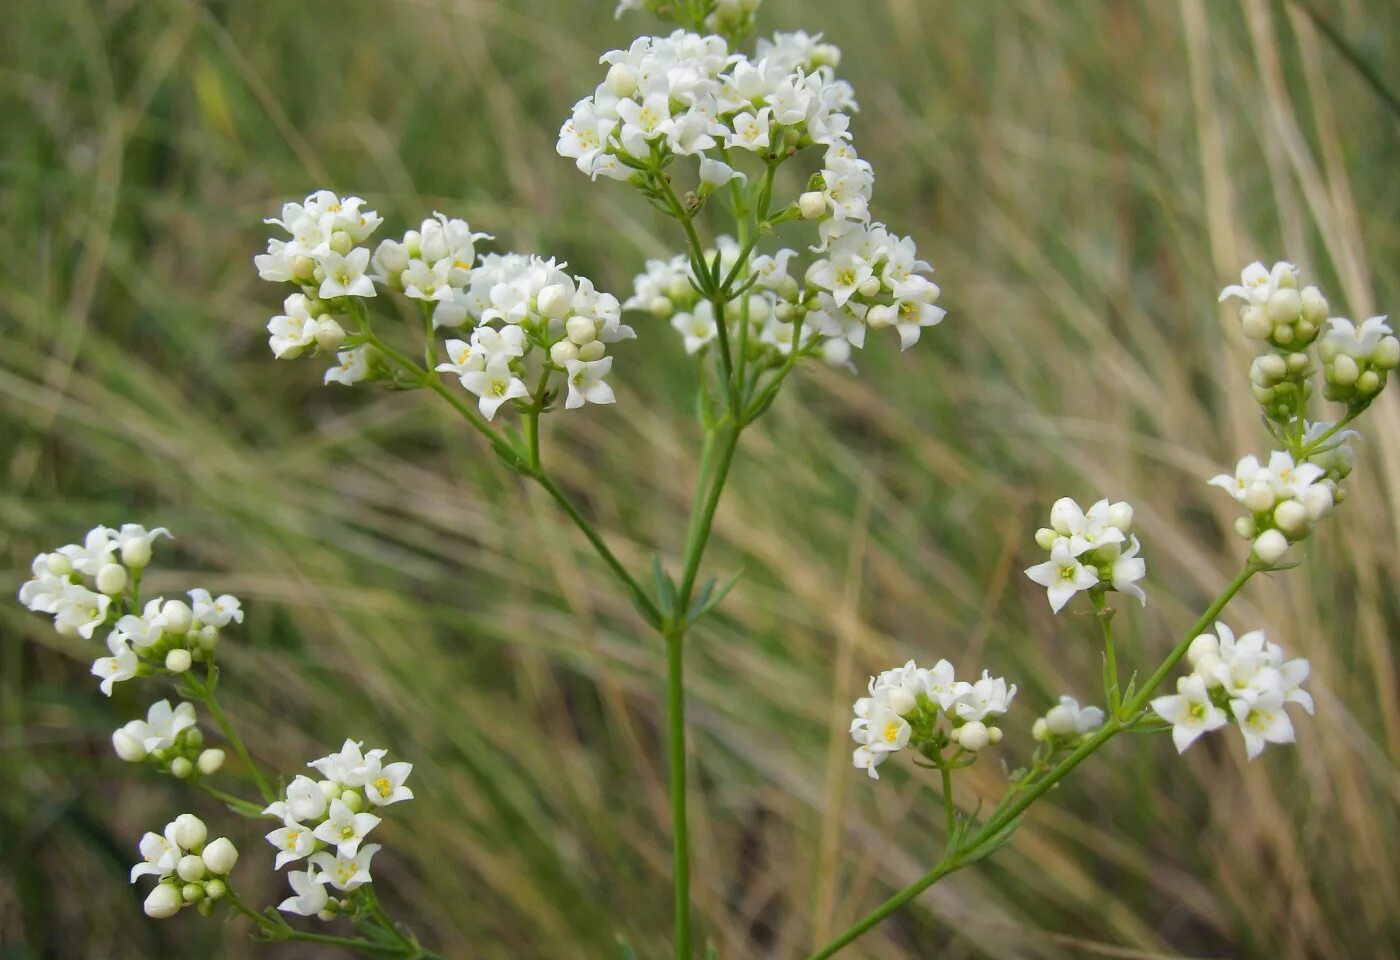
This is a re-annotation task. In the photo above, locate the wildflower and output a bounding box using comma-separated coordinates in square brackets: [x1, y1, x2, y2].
[312, 799, 382, 858]
[188, 588, 243, 628]
[1024, 540, 1099, 613]
[459, 357, 529, 421]
[92, 632, 138, 696]
[1150, 675, 1229, 754]
[310, 844, 380, 892]
[279, 868, 331, 917]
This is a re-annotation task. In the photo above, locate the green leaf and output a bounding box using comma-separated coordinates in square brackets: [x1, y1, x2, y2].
[685, 567, 742, 624]
[651, 557, 678, 620]
[615, 935, 637, 960]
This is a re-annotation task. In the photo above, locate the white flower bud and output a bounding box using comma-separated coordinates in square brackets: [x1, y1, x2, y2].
[698, 158, 739, 187]
[144, 883, 183, 919]
[95, 563, 128, 596]
[1234, 516, 1256, 539]
[203, 878, 227, 901]
[647, 296, 673, 318]
[160, 600, 193, 636]
[340, 789, 364, 813]
[1253, 529, 1289, 565]
[1049, 499, 1078, 535]
[201, 837, 239, 876]
[170, 757, 194, 779]
[865, 304, 897, 329]
[1286, 352, 1309, 373]
[605, 63, 637, 98]
[577, 340, 606, 362]
[1243, 481, 1276, 514]
[856, 276, 881, 298]
[112, 725, 148, 762]
[328, 231, 353, 256]
[197, 748, 226, 775]
[1255, 354, 1287, 383]
[1357, 370, 1381, 395]
[319, 780, 341, 801]
[1273, 499, 1307, 536]
[955, 720, 990, 752]
[988, 726, 1003, 744]
[44, 553, 74, 576]
[886, 687, 916, 715]
[537, 283, 573, 320]
[402, 230, 422, 258]
[565, 315, 597, 345]
[181, 882, 205, 903]
[1240, 305, 1271, 339]
[747, 295, 771, 322]
[1044, 704, 1076, 737]
[1303, 483, 1333, 521]
[1266, 288, 1301, 326]
[550, 340, 580, 365]
[1374, 336, 1400, 370]
[313, 318, 346, 352]
[172, 813, 207, 851]
[1034, 527, 1058, 550]
[197, 625, 219, 652]
[176, 854, 207, 883]
[1032, 717, 1049, 742]
[798, 191, 827, 220]
[1331, 354, 1359, 386]
[1300, 286, 1328, 324]
[165, 649, 192, 674]
[1107, 501, 1134, 533]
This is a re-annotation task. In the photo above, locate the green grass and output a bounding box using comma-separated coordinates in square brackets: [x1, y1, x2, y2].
[3, 0, 1399, 957]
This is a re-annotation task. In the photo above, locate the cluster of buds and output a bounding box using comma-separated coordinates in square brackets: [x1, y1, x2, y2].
[130, 814, 239, 919]
[850, 659, 1017, 780]
[1030, 696, 1104, 750]
[112, 699, 225, 779]
[18, 524, 169, 640]
[1209, 451, 1333, 565]
[1024, 498, 1146, 613]
[1319, 316, 1398, 406]
[1151, 622, 1312, 759]
[262, 740, 414, 920]
[1219, 260, 1328, 349]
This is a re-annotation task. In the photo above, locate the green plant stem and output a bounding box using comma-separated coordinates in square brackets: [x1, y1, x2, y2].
[186, 671, 274, 803]
[1296, 407, 1362, 456]
[226, 889, 441, 958]
[938, 764, 955, 842]
[1091, 592, 1121, 717]
[665, 630, 691, 960]
[195, 781, 267, 818]
[807, 561, 1260, 959]
[676, 424, 741, 606]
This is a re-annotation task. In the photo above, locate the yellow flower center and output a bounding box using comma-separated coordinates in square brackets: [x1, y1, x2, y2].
[882, 721, 900, 743]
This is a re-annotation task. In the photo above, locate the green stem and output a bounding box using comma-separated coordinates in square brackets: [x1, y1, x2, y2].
[938, 763, 955, 843]
[1091, 591, 1121, 717]
[226, 890, 437, 958]
[665, 631, 691, 960]
[195, 781, 268, 818]
[1296, 407, 1361, 457]
[807, 562, 1259, 959]
[675, 424, 741, 607]
[188, 671, 274, 803]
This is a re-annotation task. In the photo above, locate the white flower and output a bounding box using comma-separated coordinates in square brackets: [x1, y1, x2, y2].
[309, 739, 387, 788]
[1218, 260, 1296, 306]
[267, 822, 318, 869]
[1150, 675, 1229, 753]
[725, 108, 773, 151]
[132, 699, 198, 753]
[1024, 540, 1099, 613]
[698, 157, 745, 187]
[285, 774, 330, 822]
[188, 588, 243, 627]
[116, 598, 165, 649]
[364, 761, 414, 807]
[268, 294, 318, 359]
[114, 524, 170, 569]
[312, 799, 382, 857]
[18, 556, 69, 614]
[279, 868, 331, 917]
[310, 843, 380, 892]
[435, 338, 484, 379]
[57, 526, 116, 576]
[1111, 535, 1147, 605]
[130, 830, 179, 882]
[1041, 696, 1104, 738]
[316, 248, 376, 300]
[564, 357, 616, 409]
[671, 302, 718, 354]
[954, 671, 1017, 722]
[92, 632, 138, 696]
[460, 357, 529, 420]
[325, 347, 371, 386]
[1230, 688, 1295, 760]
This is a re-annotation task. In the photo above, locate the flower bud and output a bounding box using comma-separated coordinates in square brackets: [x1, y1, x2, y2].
[1300, 286, 1328, 324]
[798, 191, 827, 220]
[1044, 704, 1076, 737]
[1233, 516, 1256, 539]
[173, 813, 207, 851]
[1187, 633, 1219, 668]
[886, 687, 916, 715]
[112, 725, 148, 762]
[202, 837, 239, 876]
[1032, 717, 1049, 742]
[577, 340, 606, 362]
[865, 304, 897, 329]
[165, 649, 193, 674]
[170, 757, 194, 779]
[160, 600, 193, 636]
[605, 63, 637, 98]
[537, 283, 573, 320]
[1049, 499, 1078, 535]
[292, 255, 317, 283]
[1357, 370, 1381, 395]
[203, 878, 227, 901]
[988, 726, 1003, 744]
[1107, 501, 1134, 533]
[1375, 336, 1400, 370]
[340, 790, 364, 813]
[1273, 499, 1307, 536]
[647, 296, 673, 318]
[1303, 483, 1333, 521]
[1034, 527, 1058, 550]
[1255, 354, 1287, 384]
[319, 779, 341, 801]
[856, 276, 881, 298]
[1253, 529, 1289, 565]
[313, 318, 346, 352]
[565, 315, 597, 345]
[96, 563, 128, 596]
[144, 883, 183, 919]
[197, 748, 226, 775]
[955, 721, 990, 752]
[176, 854, 207, 883]
[550, 340, 580, 365]
[329, 231, 353, 256]
[182, 882, 205, 903]
[1240, 305, 1271, 339]
[1266, 288, 1301, 326]
[1242, 481, 1276, 514]
[197, 625, 219, 652]
[1330, 354, 1360, 386]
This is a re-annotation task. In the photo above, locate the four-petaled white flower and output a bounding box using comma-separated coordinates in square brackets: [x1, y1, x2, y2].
[267, 822, 318, 870]
[365, 761, 415, 806]
[1150, 675, 1229, 754]
[312, 799, 382, 858]
[317, 249, 376, 300]
[460, 357, 529, 421]
[311, 843, 381, 892]
[1024, 541, 1099, 613]
[92, 632, 138, 696]
[564, 357, 616, 409]
[188, 588, 243, 627]
[279, 868, 331, 917]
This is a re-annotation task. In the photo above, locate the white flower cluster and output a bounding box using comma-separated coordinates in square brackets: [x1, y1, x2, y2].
[434, 253, 633, 420]
[369, 213, 491, 330]
[18, 525, 241, 695]
[1209, 451, 1334, 565]
[1150, 622, 1312, 759]
[1031, 695, 1105, 747]
[130, 813, 239, 919]
[1219, 260, 1328, 348]
[263, 739, 414, 920]
[112, 698, 225, 778]
[1023, 498, 1146, 613]
[851, 659, 1017, 780]
[1319, 315, 1398, 405]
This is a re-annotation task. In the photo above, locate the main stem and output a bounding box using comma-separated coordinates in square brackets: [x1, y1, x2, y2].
[665, 630, 691, 959]
[807, 561, 1260, 959]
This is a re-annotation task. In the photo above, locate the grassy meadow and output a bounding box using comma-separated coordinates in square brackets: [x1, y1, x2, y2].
[3, 0, 1399, 957]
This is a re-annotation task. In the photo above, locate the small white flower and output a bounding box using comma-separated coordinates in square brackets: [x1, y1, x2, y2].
[671, 302, 718, 354]
[92, 632, 138, 696]
[1111, 535, 1147, 605]
[460, 357, 529, 421]
[324, 347, 372, 386]
[317, 248, 377, 300]
[267, 822, 318, 869]
[135, 699, 198, 753]
[1024, 541, 1099, 613]
[58, 526, 116, 577]
[309, 740, 386, 788]
[1230, 688, 1295, 760]
[698, 157, 745, 187]
[1150, 675, 1229, 753]
[114, 524, 170, 569]
[954, 671, 1017, 722]
[310, 843, 381, 892]
[130, 830, 179, 882]
[188, 588, 243, 627]
[312, 799, 382, 858]
[279, 868, 331, 917]
[564, 357, 616, 409]
[285, 774, 329, 822]
[364, 761, 414, 807]
[1042, 696, 1104, 738]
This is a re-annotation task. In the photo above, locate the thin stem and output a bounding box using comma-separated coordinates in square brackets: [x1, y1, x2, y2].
[1091, 592, 1121, 717]
[188, 671, 274, 803]
[665, 631, 690, 960]
[938, 763, 955, 843]
[807, 562, 1260, 959]
[225, 890, 434, 958]
[675, 424, 741, 607]
[1296, 407, 1361, 456]
[195, 781, 267, 818]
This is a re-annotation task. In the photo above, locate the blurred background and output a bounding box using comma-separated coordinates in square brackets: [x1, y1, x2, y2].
[3, 0, 1399, 957]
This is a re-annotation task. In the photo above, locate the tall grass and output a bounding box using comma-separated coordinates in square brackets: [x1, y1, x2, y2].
[3, 0, 1398, 956]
